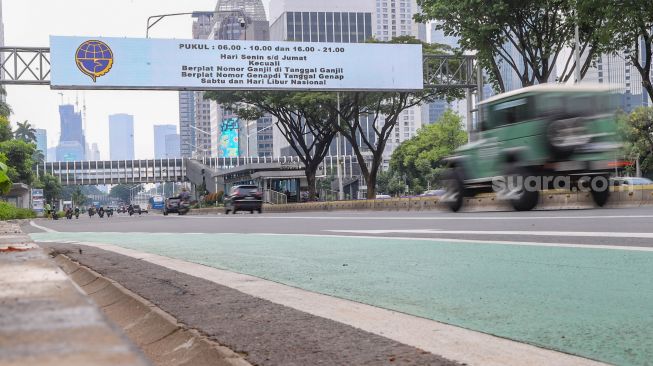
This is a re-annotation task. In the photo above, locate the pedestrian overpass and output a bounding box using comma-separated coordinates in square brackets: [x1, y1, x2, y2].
[36, 155, 359, 187]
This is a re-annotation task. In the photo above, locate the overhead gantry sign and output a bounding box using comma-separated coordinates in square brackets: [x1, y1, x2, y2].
[0, 37, 480, 90]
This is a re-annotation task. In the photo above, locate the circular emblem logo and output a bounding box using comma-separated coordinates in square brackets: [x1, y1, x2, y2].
[75, 40, 114, 82]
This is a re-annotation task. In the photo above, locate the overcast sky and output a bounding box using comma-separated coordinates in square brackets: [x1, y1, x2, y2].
[3, 0, 271, 159]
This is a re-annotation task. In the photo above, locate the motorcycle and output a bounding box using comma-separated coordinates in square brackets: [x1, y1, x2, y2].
[106, 209, 113, 218]
[65, 210, 73, 220]
[88, 208, 95, 218]
[52, 211, 59, 220]
[178, 201, 190, 215]
[98, 209, 105, 218]
[75, 211, 80, 219]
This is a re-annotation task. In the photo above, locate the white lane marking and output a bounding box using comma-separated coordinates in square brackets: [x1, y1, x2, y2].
[175, 214, 653, 221]
[326, 229, 653, 239]
[31, 232, 653, 252]
[36, 239, 604, 366]
[29, 221, 58, 233]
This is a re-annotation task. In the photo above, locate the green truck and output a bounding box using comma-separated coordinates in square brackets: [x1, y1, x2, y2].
[443, 85, 622, 212]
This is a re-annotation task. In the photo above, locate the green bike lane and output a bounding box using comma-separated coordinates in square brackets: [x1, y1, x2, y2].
[31, 231, 653, 366]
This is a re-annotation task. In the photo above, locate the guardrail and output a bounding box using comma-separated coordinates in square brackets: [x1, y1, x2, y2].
[264, 189, 287, 205]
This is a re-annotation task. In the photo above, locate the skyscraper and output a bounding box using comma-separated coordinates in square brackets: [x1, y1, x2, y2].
[35, 129, 47, 158]
[57, 104, 86, 161]
[164, 134, 181, 159]
[374, 0, 425, 42]
[0, 0, 5, 95]
[90, 143, 101, 161]
[583, 47, 647, 112]
[269, 0, 376, 158]
[179, 12, 214, 158]
[208, 0, 272, 158]
[153, 124, 178, 159]
[109, 114, 135, 160]
[373, 0, 425, 161]
[269, 0, 375, 42]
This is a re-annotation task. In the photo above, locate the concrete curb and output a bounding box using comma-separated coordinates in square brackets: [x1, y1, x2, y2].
[54, 254, 252, 366]
[188, 189, 653, 215]
[0, 222, 151, 366]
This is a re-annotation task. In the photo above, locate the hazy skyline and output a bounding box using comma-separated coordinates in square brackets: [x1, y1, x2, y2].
[3, 0, 271, 160]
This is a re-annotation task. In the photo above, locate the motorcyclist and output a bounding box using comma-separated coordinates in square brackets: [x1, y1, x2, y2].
[180, 187, 191, 202]
[74, 207, 80, 219]
[106, 206, 113, 218]
[65, 207, 73, 219]
[44, 202, 52, 219]
[98, 206, 105, 218]
[128, 204, 134, 216]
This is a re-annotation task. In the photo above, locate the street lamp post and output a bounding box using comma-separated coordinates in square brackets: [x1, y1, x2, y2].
[336, 93, 345, 201]
[244, 123, 273, 158]
[188, 126, 213, 160]
[145, 12, 213, 38]
[128, 184, 141, 204]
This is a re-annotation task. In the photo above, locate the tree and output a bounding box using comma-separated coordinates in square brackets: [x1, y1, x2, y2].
[14, 121, 37, 142]
[336, 37, 463, 199]
[619, 107, 653, 176]
[601, 2, 653, 104]
[70, 186, 88, 207]
[415, 0, 610, 92]
[376, 170, 406, 196]
[0, 160, 11, 195]
[0, 116, 12, 142]
[389, 110, 468, 193]
[0, 87, 11, 118]
[110, 184, 142, 204]
[39, 174, 62, 204]
[205, 92, 338, 199]
[0, 139, 36, 184]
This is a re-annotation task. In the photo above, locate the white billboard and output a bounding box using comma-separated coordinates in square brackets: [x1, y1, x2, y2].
[49, 36, 423, 91]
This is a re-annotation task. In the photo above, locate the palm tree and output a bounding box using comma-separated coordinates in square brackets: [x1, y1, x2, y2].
[0, 87, 12, 118]
[14, 120, 36, 142]
[32, 149, 45, 166]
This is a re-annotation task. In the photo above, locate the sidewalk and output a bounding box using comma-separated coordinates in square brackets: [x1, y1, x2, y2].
[0, 220, 150, 366]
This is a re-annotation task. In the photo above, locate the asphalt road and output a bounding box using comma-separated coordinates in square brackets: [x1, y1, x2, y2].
[25, 206, 653, 247]
[26, 207, 653, 365]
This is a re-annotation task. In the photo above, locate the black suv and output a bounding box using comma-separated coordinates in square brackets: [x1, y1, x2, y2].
[224, 185, 263, 214]
[163, 197, 189, 216]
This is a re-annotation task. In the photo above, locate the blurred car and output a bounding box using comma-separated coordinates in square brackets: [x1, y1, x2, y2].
[224, 185, 263, 214]
[375, 194, 392, 200]
[131, 204, 147, 215]
[442, 84, 622, 212]
[420, 189, 445, 197]
[163, 197, 190, 216]
[611, 177, 653, 186]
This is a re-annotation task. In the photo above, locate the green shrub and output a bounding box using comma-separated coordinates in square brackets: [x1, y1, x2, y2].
[0, 202, 15, 220]
[15, 208, 36, 219]
[0, 201, 36, 220]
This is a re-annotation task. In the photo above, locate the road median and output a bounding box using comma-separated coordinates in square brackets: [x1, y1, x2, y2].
[187, 188, 653, 215]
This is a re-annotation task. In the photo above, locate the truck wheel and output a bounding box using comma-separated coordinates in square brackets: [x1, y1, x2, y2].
[163, 210, 168, 216]
[443, 168, 465, 212]
[588, 176, 610, 207]
[504, 166, 539, 211]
